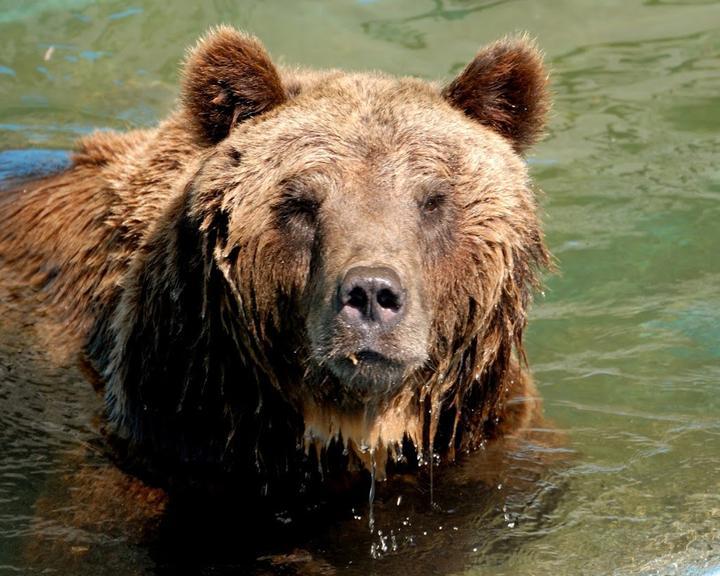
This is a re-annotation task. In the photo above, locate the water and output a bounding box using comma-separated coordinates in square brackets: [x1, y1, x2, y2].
[369, 450, 376, 535]
[1, 0, 719, 574]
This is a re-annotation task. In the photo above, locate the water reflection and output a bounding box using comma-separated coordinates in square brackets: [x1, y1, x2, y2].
[361, 0, 511, 50]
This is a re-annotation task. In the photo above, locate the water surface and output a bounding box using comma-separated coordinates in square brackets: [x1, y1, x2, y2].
[1, 1, 719, 574]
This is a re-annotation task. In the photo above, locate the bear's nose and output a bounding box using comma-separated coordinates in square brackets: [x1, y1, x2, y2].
[337, 266, 406, 330]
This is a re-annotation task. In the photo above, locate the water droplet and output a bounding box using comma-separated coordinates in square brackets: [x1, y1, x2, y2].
[429, 443, 435, 508]
[378, 530, 388, 553]
[368, 449, 376, 533]
[274, 511, 292, 525]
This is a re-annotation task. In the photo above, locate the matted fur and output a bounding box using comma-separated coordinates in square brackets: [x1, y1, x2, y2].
[0, 27, 551, 495]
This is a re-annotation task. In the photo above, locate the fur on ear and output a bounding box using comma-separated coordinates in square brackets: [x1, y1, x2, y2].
[442, 35, 550, 153]
[181, 26, 286, 144]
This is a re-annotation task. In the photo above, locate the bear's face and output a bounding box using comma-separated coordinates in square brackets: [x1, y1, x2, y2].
[178, 28, 549, 450]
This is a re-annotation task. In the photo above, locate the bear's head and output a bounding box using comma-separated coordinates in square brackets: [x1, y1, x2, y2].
[101, 27, 551, 488]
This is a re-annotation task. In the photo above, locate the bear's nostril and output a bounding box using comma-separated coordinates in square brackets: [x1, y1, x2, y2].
[376, 287, 400, 311]
[347, 286, 368, 310]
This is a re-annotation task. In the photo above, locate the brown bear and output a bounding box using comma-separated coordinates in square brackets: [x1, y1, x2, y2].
[0, 27, 551, 504]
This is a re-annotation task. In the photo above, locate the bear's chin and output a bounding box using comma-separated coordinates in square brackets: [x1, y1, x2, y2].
[301, 386, 422, 470]
[298, 353, 424, 470]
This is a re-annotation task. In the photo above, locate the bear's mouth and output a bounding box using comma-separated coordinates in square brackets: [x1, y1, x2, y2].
[324, 347, 416, 397]
[346, 349, 393, 366]
[336, 348, 405, 375]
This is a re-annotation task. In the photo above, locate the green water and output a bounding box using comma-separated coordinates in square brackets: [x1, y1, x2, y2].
[1, 1, 719, 574]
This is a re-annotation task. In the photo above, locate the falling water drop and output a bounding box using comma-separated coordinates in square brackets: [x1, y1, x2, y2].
[429, 445, 435, 508]
[369, 448, 376, 534]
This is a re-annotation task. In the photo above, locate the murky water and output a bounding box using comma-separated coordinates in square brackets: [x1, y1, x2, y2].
[1, 1, 719, 574]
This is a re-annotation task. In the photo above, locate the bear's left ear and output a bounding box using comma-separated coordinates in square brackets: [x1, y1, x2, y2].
[181, 26, 286, 145]
[442, 35, 550, 153]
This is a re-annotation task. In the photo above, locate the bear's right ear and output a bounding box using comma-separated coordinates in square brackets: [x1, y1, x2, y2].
[442, 35, 550, 153]
[181, 26, 286, 145]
